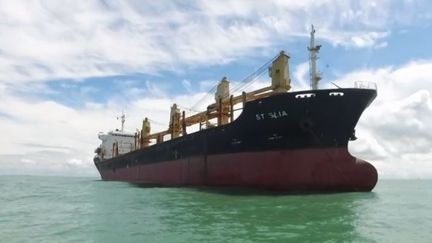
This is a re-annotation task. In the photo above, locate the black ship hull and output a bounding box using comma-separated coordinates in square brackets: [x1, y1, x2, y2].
[95, 88, 378, 192]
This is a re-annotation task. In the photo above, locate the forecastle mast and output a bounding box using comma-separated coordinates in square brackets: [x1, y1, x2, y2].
[308, 25, 321, 90]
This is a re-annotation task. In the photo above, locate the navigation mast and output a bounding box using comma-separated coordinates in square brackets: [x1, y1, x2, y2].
[308, 25, 321, 90]
[117, 112, 125, 132]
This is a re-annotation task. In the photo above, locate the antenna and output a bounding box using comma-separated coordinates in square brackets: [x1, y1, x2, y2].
[117, 111, 126, 132]
[308, 24, 322, 90]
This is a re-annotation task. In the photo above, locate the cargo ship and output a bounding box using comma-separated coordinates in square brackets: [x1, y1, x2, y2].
[94, 26, 378, 192]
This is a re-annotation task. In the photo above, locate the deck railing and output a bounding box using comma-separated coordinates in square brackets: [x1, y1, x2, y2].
[355, 81, 377, 90]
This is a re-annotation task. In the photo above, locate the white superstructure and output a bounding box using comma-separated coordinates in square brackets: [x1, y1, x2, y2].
[94, 114, 136, 161]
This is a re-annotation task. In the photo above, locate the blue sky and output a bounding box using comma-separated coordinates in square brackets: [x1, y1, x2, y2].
[0, 0, 431, 177]
[20, 26, 432, 107]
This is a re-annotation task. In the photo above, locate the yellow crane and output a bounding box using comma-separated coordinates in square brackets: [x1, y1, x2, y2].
[137, 51, 291, 148]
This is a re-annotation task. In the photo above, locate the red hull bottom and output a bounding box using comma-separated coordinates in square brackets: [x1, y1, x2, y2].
[99, 148, 378, 192]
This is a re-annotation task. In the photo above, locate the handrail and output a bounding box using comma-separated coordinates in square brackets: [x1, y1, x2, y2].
[355, 81, 377, 90]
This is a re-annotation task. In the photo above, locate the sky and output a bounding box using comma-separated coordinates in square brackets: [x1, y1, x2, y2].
[0, 0, 431, 178]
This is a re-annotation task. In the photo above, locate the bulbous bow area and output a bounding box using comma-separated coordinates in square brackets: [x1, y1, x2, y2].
[311, 149, 378, 192]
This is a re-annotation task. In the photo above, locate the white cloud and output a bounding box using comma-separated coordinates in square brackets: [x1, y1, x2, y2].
[333, 62, 432, 178]
[293, 62, 310, 91]
[0, 0, 428, 84]
[338, 31, 390, 48]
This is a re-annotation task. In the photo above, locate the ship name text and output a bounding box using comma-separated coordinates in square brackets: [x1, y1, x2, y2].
[256, 110, 288, 120]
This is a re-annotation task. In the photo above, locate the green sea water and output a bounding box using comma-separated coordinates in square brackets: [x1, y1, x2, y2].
[0, 176, 431, 243]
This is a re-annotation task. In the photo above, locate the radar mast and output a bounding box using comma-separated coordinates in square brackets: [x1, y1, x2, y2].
[117, 111, 125, 132]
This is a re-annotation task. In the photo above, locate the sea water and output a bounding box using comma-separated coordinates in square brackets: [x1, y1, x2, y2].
[0, 176, 431, 243]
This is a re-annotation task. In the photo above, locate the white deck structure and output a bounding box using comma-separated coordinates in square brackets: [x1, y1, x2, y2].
[94, 113, 136, 160]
